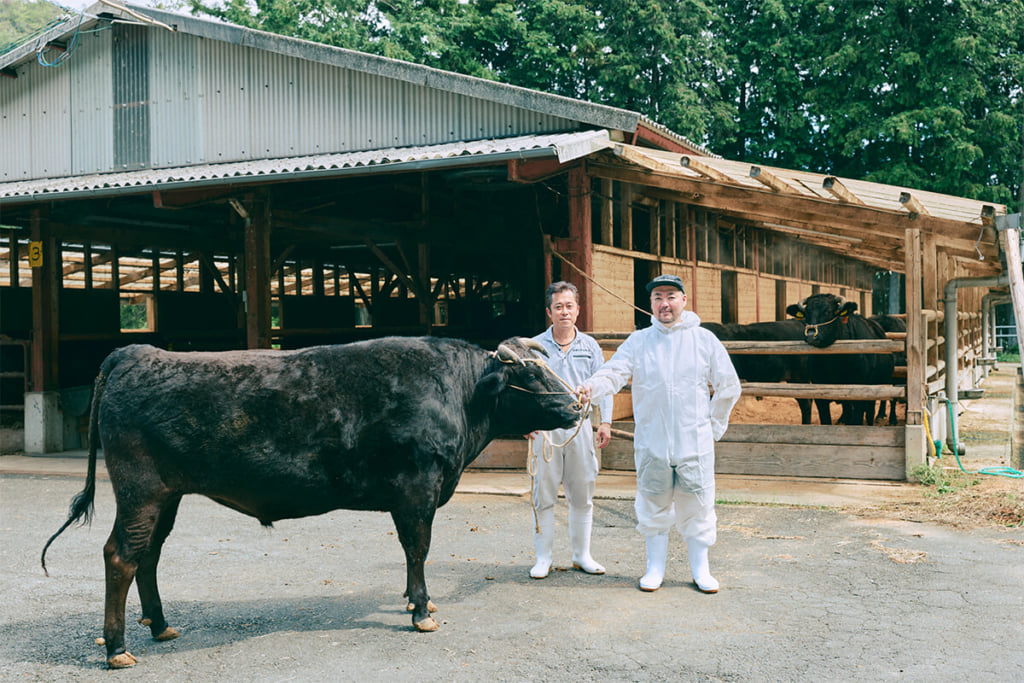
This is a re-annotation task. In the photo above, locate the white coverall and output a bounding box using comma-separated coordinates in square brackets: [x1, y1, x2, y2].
[587, 311, 741, 544]
[531, 327, 613, 517]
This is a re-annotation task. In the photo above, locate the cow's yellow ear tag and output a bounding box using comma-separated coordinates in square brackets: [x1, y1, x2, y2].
[795, 311, 804, 319]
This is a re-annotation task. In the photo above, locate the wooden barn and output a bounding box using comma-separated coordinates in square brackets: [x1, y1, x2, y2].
[2, 3, 1021, 479]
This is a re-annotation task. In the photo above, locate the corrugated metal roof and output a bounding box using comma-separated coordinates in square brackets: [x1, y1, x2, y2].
[0, 130, 609, 202]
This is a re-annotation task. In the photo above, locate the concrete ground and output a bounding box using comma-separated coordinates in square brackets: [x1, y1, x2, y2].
[3, 366, 1023, 680]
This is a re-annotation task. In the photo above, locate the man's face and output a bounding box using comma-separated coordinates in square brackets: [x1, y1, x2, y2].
[650, 285, 686, 325]
[547, 290, 579, 332]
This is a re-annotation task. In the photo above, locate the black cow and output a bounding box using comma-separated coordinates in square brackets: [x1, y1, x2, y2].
[42, 337, 581, 669]
[786, 294, 895, 425]
[869, 314, 907, 424]
[702, 320, 815, 424]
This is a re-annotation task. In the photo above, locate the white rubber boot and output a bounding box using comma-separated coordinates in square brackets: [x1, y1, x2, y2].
[687, 538, 719, 593]
[530, 508, 555, 579]
[639, 532, 669, 591]
[569, 509, 605, 575]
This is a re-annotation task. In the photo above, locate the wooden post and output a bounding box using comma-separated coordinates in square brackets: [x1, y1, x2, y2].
[904, 227, 925, 478]
[26, 209, 62, 452]
[1001, 226, 1024, 376]
[567, 164, 593, 331]
[244, 195, 273, 349]
[30, 210, 59, 392]
[600, 178, 613, 246]
[618, 182, 633, 251]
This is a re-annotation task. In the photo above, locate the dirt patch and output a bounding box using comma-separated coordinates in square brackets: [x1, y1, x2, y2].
[851, 474, 1024, 530]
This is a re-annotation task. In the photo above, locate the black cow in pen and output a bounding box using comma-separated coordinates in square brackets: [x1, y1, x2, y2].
[702, 320, 814, 424]
[786, 294, 895, 425]
[869, 314, 907, 424]
[42, 337, 581, 669]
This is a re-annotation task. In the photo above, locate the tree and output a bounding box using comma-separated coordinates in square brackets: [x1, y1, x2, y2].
[800, 0, 1024, 204]
[0, 0, 63, 54]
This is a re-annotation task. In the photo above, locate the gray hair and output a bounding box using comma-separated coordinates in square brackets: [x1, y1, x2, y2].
[545, 281, 579, 309]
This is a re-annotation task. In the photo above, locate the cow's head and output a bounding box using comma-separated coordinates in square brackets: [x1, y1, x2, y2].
[478, 337, 582, 433]
[786, 293, 857, 348]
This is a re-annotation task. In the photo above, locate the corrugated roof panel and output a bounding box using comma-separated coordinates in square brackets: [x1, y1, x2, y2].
[150, 27, 200, 167]
[0, 66, 33, 180]
[201, 38, 252, 163]
[0, 130, 609, 201]
[29, 59, 72, 178]
[69, 28, 113, 175]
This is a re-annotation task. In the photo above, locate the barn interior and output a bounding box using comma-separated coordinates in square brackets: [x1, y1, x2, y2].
[2, 2, 1022, 480]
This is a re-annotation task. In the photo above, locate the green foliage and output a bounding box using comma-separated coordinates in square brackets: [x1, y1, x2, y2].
[119, 301, 148, 330]
[996, 351, 1020, 363]
[912, 462, 979, 496]
[0, 0, 64, 53]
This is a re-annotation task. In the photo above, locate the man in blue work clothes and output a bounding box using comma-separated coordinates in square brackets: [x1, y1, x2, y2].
[528, 281, 613, 579]
[579, 274, 741, 592]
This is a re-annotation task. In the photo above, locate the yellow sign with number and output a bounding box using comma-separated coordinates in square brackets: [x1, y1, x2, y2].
[28, 241, 43, 267]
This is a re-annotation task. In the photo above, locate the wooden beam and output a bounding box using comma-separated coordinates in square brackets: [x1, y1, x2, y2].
[680, 155, 733, 182]
[244, 195, 273, 349]
[364, 239, 431, 306]
[590, 163, 1000, 264]
[749, 166, 793, 193]
[822, 176, 865, 204]
[899, 191, 929, 218]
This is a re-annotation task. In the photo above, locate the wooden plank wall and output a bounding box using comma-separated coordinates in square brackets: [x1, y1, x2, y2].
[737, 272, 758, 323]
[694, 266, 721, 320]
[758, 277, 776, 322]
[599, 423, 906, 481]
[591, 250, 633, 332]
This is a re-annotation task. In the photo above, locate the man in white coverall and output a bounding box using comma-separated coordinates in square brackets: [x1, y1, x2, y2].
[528, 281, 613, 579]
[578, 274, 741, 593]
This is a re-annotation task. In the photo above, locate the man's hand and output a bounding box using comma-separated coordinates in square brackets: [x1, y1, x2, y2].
[576, 383, 592, 405]
[595, 422, 611, 449]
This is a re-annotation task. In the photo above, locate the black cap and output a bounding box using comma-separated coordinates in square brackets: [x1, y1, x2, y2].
[645, 274, 686, 293]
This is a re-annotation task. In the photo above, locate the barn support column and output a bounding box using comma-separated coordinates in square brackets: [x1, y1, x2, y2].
[904, 227, 925, 478]
[567, 165, 594, 331]
[243, 195, 273, 349]
[25, 209, 63, 453]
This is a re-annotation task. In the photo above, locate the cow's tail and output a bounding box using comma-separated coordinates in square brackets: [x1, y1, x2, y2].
[41, 363, 108, 576]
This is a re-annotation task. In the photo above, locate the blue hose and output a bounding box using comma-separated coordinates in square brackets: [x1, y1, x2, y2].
[943, 399, 1024, 479]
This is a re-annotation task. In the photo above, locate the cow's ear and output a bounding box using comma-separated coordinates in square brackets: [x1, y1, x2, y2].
[785, 304, 803, 319]
[840, 302, 858, 316]
[477, 371, 507, 397]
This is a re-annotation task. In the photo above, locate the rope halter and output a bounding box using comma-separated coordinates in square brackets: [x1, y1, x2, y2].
[803, 312, 844, 338]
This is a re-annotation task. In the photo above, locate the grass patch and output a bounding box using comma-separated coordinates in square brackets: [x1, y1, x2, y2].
[912, 462, 980, 496]
[996, 351, 1019, 364]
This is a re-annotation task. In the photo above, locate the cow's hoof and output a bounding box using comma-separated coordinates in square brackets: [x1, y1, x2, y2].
[154, 626, 180, 641]
[406, 600, 437, 613]
[413, 616, 440, 632]
[107, 652, 138, 669]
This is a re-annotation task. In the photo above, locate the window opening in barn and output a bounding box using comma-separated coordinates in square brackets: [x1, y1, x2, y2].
[634, 259, 656, 329]
[721, 270, 738, 324]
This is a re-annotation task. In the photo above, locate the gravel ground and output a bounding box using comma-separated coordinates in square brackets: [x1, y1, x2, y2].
[4, 473, 1024, 682]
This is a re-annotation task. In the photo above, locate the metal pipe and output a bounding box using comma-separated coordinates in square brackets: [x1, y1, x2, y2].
[943, 274, 1009, 454]
[982, 294, 1012, 367]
